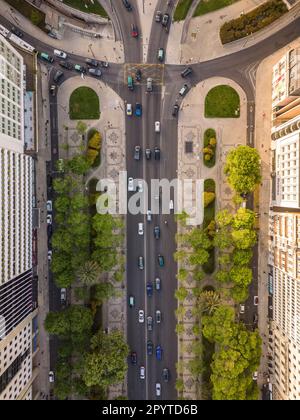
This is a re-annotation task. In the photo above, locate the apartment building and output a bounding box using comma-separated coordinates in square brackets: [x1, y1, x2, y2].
[0, 35, 37, 400]
[268, 47, 300, 400]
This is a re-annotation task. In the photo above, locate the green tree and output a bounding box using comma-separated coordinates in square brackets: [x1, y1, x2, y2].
[77, 261, 101, 286]
[200, 290, 221, 316]
[230, 266, 252, 288]
[215, 270, 230, 283]
[175, 287, 188, 302]
[44, 306, 93, 338]
[76, 121, 87, 135]
[67, 155, 91, 175]
[93, 282, 116, 304]
[224, 146, 261, 194]
[232, 249, 253, 266]
[213, 229, 232, 250]
[216, 209, 233, 228]
[202, 305, 235, 343]
[231, 285, 249, 303]
[203, 192, 215, 208]
[231, 229, 257, 249]
[232, 208, 255, 230]
[54, 196, 70, 214]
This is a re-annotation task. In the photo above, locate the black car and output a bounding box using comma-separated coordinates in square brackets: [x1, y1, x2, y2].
[181, 67, 193, 78]
[136, 69, 142, 82]
[11, 26, 23, 37]
[53, 70, 64, 83]
[122, 0, 132, 10]
[162, 368, 169, 382]
[145, 149, 151, 160]
[154, 226, 160, 239]
[162, 13, 169, 27]
[134, 146, 141, 160]
[154, 147, 160, 160]
[172, 104, 179, 117]
[147, 341, 153, 356]
[59, 61, 73, 70]
[86, 58, 98, 67]
[130, 352, 137, 365]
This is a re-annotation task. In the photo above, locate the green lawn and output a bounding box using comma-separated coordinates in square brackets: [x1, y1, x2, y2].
[193, 0, 238, 17]
[205, 85, 240, 118]
[5, 0, 46, 30]
[174, 0, 194, 21]
[62, 0, 108, 18]
[69, 87, 100, 120]
[203, 128, 217, 168]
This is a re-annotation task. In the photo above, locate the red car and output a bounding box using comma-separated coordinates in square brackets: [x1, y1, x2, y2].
[131, 24, 138, 38]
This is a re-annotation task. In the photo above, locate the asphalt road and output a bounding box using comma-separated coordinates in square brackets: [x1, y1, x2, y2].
[1, 4, 300, 401]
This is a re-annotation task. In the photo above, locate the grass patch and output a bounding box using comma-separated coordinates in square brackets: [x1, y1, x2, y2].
[203, 128, 217, 168]
[220, 0, 287, 44]
[70, 87, 100, 120]
[205, 85, 240, 118]
[174, 0, 194, 21]
[193, 0, 238, 17]
[5, 0, 46, 31]
[62, 0, 108, 18]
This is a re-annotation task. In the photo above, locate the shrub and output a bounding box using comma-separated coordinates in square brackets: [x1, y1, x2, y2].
[203, 129, 217, 168]
[204, 192, 216, 208]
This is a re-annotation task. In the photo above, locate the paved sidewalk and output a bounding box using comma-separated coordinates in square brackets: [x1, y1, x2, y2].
[167, 0, 300, 64]
[176, 77, 248, 399]
[0, 0, 124, 62]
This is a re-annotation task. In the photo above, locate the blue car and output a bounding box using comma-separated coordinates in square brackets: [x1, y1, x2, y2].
[146, 283, 153, 297]
[156, 345, 163, 361]
[135, 103, 142, 117]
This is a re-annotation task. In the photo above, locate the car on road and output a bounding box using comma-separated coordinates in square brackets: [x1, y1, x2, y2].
[128, 177, 134, 192]
[154, 226, 160, 239]
[156, 310, 162, 324]
[135, 103, 142, 117]
[131, 24, 139, 38]
[162, 13, 169, 27]
[146, 283, 153, 297]
[49, 371, 55, 383]
[60, 288, 67, 305]
[169, 200, 174, 211]
[48, 250, 52, 262]
[154, 147, 160, 160]
[74, 64, 86, 73]
[155, 11, 162, 22]
[147, 77, 153, 92]
[39, 52, 54, 63]
[47, 200, 53, 212]
[86, 58, 98, 67]
[145, 149, 151, 160]
[138, 310, 144, 323]
[155, 277, 161, 291]
[162, 368, 169, 382]
[11, 27, 23, 37]
[129, 296, 135, 308]
[157, 48, 164, 62]
[254, 296, 259, 306]
[136, 69, 142, 82]
[49, 85, 56, 96]
[59, 61, 73, 70]
[53, 70, 64, 83]
[156, 383, 161, 397]
[88, 68, 102, 77]
[138, 223, 144, 236]
[239, 304, 245, 314]
[122, 0, 132, 11]
[155, 121, 160, 133]
[134, 146, 141, 160]
[127, 76, 134, 90]
[158, 255, 165, 267]
[140, 366, 145, 380]
[147, 316, 153, 331]
[138, 256, 144, 270]
[137, 180, 143, 193]
[46, 215, 52, 225]
[130, 351, 137, 365]
[147, 210, 152, 222]
[179, 84, 189, 97]
[181, 67, 193, 78]
[54, 49, 67, 59]
[126, 103, 133, 116]
[147, 340, 153, 356]
[156, 345, 162, 361]
[172, 103, 179, 117]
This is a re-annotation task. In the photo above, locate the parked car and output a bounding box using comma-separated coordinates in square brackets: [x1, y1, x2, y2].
[169, 200, 174, 211]
[162, 13, 169, 27]
[147, 340, 153, 356]
[138, 256, 144, 270]
[135, 103, 142, 117]
[172, 103, 179, 117]
[156, 345, 162, 361]
[134, 146, 141, 160]
[146, 283, 153, 297]
[154, 226, 160, 239]
[49, 371, 55, 383]
[60, 288, 67, 304]
[74, 64, 86, 73]
[86, 58, 98, 67]
[49, 85, 56, 96]
[162, 368, 169, 382]
[131, 24, 139, 38]
[155, 310, 162, 324]
[140, 366, 145, 380]
[145, 149, 151, 160]
[254, 296, 259, 306]
[239, 304, 245, 314]
[137, 180, 143, 192]
[156, 383, 161, 397]
[155, 277, 161, 291]
[54, 49, 67, 59]
[155, 121, 160, 133]
[122, 0, 132, 11]
[155, 11, 162, 22]
[46, 215, 52, 225]
[11, 26, 23, 37]
[129, 295, 135, 308]
[88, 68, 102, 77]
[181, 67, 193, 78]
[39, 52, 54, 63]
[179, 84, 189, 97]
[154, 147, 160, 160]
[59, 61, 73, 70]
[46, 200, 52, 212]
[158, 254, 165, 267]
[48, 250, 52, 262]
[130, 351, 137, 365]
[128, 177, 134, 192]
[138, 223, 144, 236]
[53, 70, 64, 83]
[138, 310, 144, 323]
[147, 316, 153, 331]
[126, 103, 133, 116]
[252, 371, 258, 381]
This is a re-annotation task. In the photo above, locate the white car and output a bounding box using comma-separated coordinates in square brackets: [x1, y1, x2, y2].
[128, 177, 134, 192]
[138, 310, 144, 323]
[155, 121, 160, 133]
[140, 366, 145, 380]
[147, 210, 152, 222]
[48, 250, 52, 261]
[155, 383, 161, 397]
[252, 371, 258, 381]
[49, 371, 55, 383]
[137, 180, 143, 193]
[169, 200, 174, 210]
[254, 296, 259, 306]
[126, 103, 133, 116]
[61, 288, 67, 304]
[54, 49, 67, 59]
[138, 223, 144, 236]
[46, 215, 52, 225]
[239, 304, 245, 314]
[46, 200, 52, 212]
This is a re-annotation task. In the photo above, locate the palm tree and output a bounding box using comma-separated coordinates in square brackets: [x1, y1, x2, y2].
[77, 261, 101, 286]
[200, 290, 221, 316]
